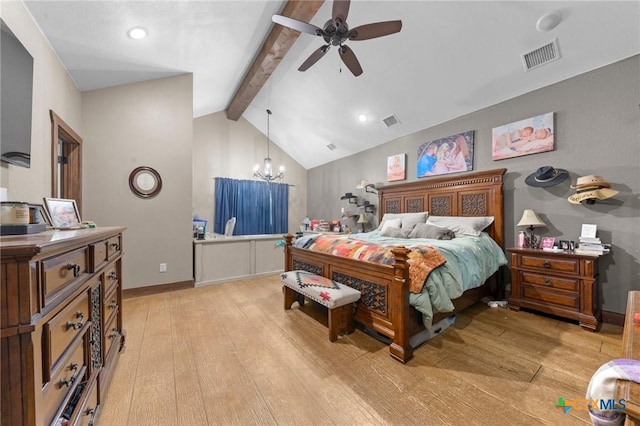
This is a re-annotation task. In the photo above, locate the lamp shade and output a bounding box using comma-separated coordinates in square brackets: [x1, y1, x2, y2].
[517, 209, 546, 228]
[357, 213, 367, 224]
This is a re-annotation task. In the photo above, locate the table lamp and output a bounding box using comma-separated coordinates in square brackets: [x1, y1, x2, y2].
[357, 213, 367, 233]
[517, 209, 546, 248]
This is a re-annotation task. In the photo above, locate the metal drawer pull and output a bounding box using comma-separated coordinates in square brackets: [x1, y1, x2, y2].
[108, 271, 118, 280]
[543, 261, 551, 268]
[67, 262, 81, 277]
[110, 242, 120, 251]
[59, 373, 77, 388]
[108, 328, 120, 339]
[109, 300, 118, 310]
[66, 312, 85, 330]
[69, 362, 78, 372]
[544, 279, 552, 286]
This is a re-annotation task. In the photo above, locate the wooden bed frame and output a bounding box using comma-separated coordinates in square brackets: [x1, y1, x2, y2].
[284, 168, 506, 363]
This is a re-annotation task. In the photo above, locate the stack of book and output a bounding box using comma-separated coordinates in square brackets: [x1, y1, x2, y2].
[575, 224, 610, 255]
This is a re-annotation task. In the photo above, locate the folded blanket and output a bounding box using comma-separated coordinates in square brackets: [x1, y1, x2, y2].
[305, 234, 446, 293]
[586, 358, 640, 425]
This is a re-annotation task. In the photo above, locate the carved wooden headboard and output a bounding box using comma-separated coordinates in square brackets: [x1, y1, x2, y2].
[377, 168, 506, 248]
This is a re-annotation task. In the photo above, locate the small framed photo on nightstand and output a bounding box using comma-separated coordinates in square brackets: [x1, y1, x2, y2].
[558, 240, 570, 250]
[540, 237, 555, 249]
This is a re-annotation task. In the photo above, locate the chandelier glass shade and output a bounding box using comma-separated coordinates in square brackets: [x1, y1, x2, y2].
[253, 109, 284, 182]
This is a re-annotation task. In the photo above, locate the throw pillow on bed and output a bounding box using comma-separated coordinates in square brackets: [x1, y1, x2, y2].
[380, 218, 402, 233]
[426, 215, 494, 237]
[380, 226, 412, 239]
[408, 223, 455, 240]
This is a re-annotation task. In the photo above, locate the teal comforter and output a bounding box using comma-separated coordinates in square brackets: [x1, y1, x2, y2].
[350, 231, 507, 327]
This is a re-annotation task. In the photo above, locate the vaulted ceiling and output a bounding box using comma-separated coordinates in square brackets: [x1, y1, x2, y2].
[23, 1, 640, 169]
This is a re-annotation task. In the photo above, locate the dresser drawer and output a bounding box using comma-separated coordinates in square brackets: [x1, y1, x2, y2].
[103, 261, 120, 298]
[104, 283, 119, 327]
[520, 271, 579, 293]
[103, 308, 120, 359]
[42, 337, 86, 425]
[522, 284, 579, 309]
[45, 291, 90, 375]
[519, 254, 579, 275]
[42, 248, 88, 305]
[106, 235, 122, 260]
[68, 375, 99, 426]
[89, 240, 108, 272]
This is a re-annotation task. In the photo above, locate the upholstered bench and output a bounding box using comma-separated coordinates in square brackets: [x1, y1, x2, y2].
[280, 270, 361, 342]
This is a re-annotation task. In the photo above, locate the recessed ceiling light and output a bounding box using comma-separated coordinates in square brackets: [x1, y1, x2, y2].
[127, 27, 147, 40]
[536, 12, 562, 32]
[358, 114, 367, 122]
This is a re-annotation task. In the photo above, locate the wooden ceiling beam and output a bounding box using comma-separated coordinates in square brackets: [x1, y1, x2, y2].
[226, 0, 324, 121]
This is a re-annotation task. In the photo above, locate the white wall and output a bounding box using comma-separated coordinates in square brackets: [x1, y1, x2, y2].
[309, 55, 640, 314]
[0, 2, 82, 201]
[193, 111, 307, 234]
[81, 75, 194, 289]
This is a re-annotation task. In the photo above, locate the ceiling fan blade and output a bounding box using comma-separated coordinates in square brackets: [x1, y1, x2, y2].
[272, 14, 322, 36]
[348, 20, 402, 41]
[298, 45, 331, 72]
[338, 45, 363, 77]
[332, 0, 350, 25]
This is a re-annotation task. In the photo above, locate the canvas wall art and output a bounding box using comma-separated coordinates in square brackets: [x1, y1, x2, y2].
[417, 131, 474, 177]
[492, 112, 554, 160]
[387, 153, 406, 181]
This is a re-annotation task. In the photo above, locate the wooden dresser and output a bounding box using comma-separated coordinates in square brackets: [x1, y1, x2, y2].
[616, 291, 640, 424]
[1, 227, 126, 425]
[507, 248, 600, 330]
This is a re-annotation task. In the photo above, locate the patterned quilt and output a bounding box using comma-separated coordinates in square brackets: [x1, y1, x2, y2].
[306, 234, 446, 293]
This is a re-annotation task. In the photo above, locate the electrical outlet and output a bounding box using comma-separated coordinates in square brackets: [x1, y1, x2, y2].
[160, 263, 167, 273]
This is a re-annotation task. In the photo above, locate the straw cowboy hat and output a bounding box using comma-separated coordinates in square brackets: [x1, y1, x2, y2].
[525, 166, 568, 187]
[568, 174, 618, 204]
[568, 188, 619, 204]
[570, 175, 612, 190]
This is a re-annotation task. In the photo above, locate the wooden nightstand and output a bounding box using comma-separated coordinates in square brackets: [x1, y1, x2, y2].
[507, 248, 601, 331]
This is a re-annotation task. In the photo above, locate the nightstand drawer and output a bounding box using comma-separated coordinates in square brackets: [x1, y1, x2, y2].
[519, 255, 579, 274]
[522, 284, 579, 309]
[520, 271, 579, 292]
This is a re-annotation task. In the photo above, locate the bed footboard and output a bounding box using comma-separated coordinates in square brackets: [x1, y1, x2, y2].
[284, 234, 417, 363]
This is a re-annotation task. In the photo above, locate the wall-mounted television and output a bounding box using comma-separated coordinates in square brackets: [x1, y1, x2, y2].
[1, 19, 34, 168]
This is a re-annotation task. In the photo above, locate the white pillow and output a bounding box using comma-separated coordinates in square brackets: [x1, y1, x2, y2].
[378, 212, 428, 231]
[380, 218, 402, 233]
[426, 216, 494, 237]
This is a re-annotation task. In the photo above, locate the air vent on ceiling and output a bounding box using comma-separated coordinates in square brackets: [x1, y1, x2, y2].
[382, 114, 400, 128]
[326, 143, 336, 151]
[521, 39, 560, 72]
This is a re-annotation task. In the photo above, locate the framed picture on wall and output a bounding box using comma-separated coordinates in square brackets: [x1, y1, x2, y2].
[387, 153, 406, 181]
[492, 112, 554, 160]
[417, 131, 474, 178]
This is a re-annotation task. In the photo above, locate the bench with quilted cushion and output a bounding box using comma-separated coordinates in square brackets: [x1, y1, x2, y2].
[280, 270, 361, 342]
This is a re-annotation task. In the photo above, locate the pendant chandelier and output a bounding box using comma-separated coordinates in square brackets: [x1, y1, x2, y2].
[253, 109, 284, 182]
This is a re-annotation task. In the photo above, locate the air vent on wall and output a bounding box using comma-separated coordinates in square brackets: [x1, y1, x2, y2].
[521, 39, 560, 72]
[382, 114, 400, 128]
[326, 143, 336, 151]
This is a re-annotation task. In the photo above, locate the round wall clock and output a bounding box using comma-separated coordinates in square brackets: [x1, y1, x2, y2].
[129, 166, 162, 198]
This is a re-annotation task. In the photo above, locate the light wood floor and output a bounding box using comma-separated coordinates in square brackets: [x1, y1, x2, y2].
[97, 275, 623, 425]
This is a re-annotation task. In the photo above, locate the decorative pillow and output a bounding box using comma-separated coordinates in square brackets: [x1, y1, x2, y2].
[408, 223, 455, 240]
[380, 226, 412, 239]
[380, 218, 402, 233]
[426, 216, 494, 237]
[377, 212, 428, 231]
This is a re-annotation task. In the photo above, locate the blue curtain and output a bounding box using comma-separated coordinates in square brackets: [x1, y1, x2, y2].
[214, 178, 288, 235]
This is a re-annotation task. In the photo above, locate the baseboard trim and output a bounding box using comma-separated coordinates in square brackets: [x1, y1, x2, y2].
[602, 309, 625, 327]
[123, 280, 194, 299]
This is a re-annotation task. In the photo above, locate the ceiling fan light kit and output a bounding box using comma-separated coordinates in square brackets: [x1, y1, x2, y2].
[272, 0, 402, 76]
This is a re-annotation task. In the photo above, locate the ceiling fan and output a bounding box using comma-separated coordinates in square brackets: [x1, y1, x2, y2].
[272, 0, 402, 77]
